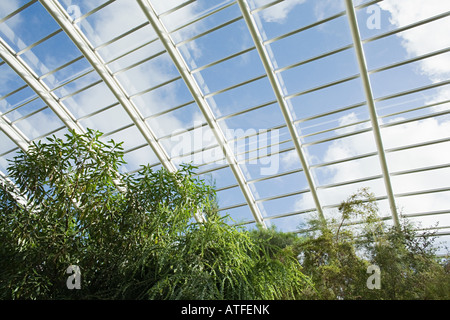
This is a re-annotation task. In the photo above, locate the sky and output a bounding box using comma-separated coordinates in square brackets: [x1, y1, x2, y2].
[0, 0, 449, 249]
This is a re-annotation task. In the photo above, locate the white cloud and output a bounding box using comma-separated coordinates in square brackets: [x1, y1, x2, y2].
[379, 0, 450, 82]
[254, 0, 306, 23]
[0, 0, 23, 28]
[294, 114, 450, 224]
[377, 0, 450, 116]
[289, 1, 450, 238]
[313, 0, 344, 21]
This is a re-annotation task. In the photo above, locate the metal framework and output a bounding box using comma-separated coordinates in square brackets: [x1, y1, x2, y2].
[138, 0, 267, 228]
[237, 0, 325, 222]
[344, 0, 399, 226]
[0, 110, 37, 210]
[0, 37, 84, 135]
[0, 0, 449, 237]
[0, 113, 30, 152]
[39, 0, 177, 174]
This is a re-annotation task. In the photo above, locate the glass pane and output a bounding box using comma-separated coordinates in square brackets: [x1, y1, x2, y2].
[14, 108, 64, 140]
[20, 31, 81, 77]
[0, 1, 59, 52]
[79, 0, 148, 48]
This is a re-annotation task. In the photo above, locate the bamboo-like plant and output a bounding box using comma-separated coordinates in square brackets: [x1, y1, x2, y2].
[0, 129, 312, 300]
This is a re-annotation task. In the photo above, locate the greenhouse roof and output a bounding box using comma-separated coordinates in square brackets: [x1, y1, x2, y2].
[1, 0, 449, 247]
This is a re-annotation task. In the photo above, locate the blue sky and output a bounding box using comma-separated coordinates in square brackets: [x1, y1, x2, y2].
[0, 0, 450, 250]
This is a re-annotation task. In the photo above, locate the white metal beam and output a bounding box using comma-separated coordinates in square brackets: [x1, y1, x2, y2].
[0, 115, 30, 152]
[40, 0, 211, 223]
[0, 170, 31, 210]
[0, 116, 36, 210]
[0, 38, 84, 134]
[344, 0, 400, 226]
[39, 0, 177, 174]
[137, 0, 267, 228]
[237, 0, 325, 221]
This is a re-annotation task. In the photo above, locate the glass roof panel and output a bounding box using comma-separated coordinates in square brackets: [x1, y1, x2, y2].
[114, 53, 180, 97]
[218, 101, 283, 133]
[219, 204, 253, 225]
[177, 18, 252, 70]
[97, 25, 158, 63]
[0, 149, 20, 174]
[106, 40, 165, 75]
[13, 107, 64, 140]
[20, 30, 81, 78]
[150, 0, 192, 16]
[207, 76, 275, 119]
[392, 167, 450, 195]
[0, 0, 32, 19]
[318, 178, 386, 207]
[62, 82, 118, 120]
[386, 141, 450, 173]
[101, 124, 148, 152]
[1, 0, 449, 245]
[252, 0, 345, 41]
[267, 214, 309, 233]
[288, 77, 366, 121]
[216, 185, 248, 210]
[1, 89, 39, 121]
[0, 1, 59, 52]
[121, 145, 159, 174]
[267, 16, 352, 70]
[79, 105, 132, 134]
[58, 0, 111, 17]
[381, 118, 450, 150]
[298, 105, 371, 145]
[0, 64, 26, 97]
[132, 78, 194, 118]
[313, 154, 382, 186]
[78, 0, 148, 48]
[196, 165, 239, 191]
[193, 49, 266, 96]
[0, 130, 18, 153]
[52, 68, 101, 99]
[376, 83, 450, 118]
[146, 103, 203, 138]
[370, 53, 450, 100]
[41, 57, 92, 90]
[257, 192, 314, 218]
[279, 49, 359, 97]
[396, 192, 450, 216]
[167, 0, 238, 41]
[251, 171, 308, 201]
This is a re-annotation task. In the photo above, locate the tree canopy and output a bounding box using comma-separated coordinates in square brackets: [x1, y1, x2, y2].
[1, 129, 448, 300]
[0, 129, 310, 299]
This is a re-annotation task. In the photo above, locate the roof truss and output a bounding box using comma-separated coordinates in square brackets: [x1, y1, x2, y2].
[344, 0, 399, 226]
[237, 0, 325, 221]
[137, 0, 267, 228]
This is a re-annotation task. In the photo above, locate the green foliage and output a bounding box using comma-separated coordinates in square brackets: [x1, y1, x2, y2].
[297, 188, 450, 300]
[0, 129, 312, 300]
[247, 226, 315, 299]
[1, 129, 448, 300]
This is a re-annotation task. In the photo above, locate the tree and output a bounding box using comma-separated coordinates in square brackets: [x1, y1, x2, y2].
[297, 188, 450, 300]
[0, 129, 312, 299]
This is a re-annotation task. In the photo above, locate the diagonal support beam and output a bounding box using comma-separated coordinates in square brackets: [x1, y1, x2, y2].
[137, 0, 267, 228]
[41, 0, 209, 223]
[0, 171, 25, 206]
[39, 0, 177, 174]
[0, 114, 30, 152]
[344, 0, 399, 226]
[0, 170, 33, 210]
[237, 0, 325, 221]
[0, 38, 85, 134]
[0, 117, 36, 210]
